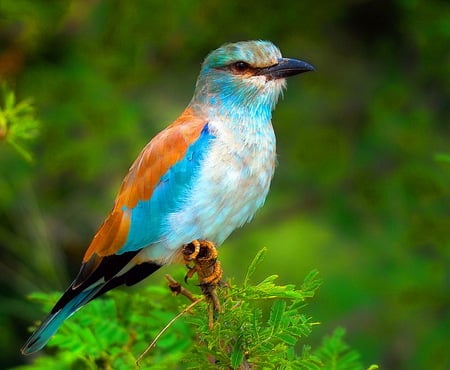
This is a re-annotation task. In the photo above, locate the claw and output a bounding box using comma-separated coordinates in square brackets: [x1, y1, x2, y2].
[181, 240, 224, 324]
[184, 265, 197, 284]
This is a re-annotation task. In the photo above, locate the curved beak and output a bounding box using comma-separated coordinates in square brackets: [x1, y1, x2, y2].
[256, 58, 315, 80]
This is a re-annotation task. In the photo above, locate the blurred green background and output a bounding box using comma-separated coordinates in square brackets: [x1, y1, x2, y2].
[1, 0, 449, 368]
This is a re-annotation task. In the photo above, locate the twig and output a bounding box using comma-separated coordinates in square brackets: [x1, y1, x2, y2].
[135, 297, 204, 368]
[165, 274, 197, 302]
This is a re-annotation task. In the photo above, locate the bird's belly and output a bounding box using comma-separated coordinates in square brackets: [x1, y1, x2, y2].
[165, 137, 276, 252]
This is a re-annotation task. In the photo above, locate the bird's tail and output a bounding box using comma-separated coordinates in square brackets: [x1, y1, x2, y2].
[21, 286, 100, 355]
[21, 258, 162, 355]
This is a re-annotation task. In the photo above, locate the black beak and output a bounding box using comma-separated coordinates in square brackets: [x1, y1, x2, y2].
[256, 58, 315, 80]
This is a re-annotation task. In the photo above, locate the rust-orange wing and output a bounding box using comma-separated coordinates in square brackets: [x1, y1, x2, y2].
[75, 107, 208, 285]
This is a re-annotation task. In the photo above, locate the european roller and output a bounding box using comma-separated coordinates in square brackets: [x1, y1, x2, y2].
[21, 40, 314, 355]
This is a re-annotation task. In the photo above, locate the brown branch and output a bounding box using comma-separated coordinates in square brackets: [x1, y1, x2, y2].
[165, 274, 198, 302]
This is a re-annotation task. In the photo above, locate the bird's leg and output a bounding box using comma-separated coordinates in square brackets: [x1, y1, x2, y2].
[182, 240, 223, 327]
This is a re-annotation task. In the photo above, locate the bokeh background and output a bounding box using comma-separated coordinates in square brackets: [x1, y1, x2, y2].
[1, 0, 449, 368]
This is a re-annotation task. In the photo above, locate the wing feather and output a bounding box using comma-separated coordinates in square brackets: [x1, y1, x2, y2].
[74, 107, 211, 287]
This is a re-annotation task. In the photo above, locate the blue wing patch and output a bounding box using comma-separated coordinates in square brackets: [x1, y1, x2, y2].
[118, 124, 215, 254]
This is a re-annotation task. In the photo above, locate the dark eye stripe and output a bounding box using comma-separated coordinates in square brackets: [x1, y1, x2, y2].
[229, 61, 259, 75]
[233, 61, 249, 71]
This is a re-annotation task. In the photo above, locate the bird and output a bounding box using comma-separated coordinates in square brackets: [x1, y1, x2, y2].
[21, 40, 314, 355]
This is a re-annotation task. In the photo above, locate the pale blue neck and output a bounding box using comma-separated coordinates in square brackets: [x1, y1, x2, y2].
[190, 69, 281, 125]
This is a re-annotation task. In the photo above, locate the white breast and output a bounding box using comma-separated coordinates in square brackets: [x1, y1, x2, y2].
[164, 116, 276, 252]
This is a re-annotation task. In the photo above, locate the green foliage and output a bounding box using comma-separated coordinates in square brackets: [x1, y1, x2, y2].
[16, 250, 374, 369]
[0, 85, 40, 162]
[18, 284, 193, 370]
[1, 1, 448, 369]
[182, 249, 323, 369]
[315, 328, 379, 370]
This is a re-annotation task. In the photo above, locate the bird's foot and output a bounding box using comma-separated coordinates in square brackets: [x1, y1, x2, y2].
[182, 240, 223, 327]
[182, 240, 223, 286]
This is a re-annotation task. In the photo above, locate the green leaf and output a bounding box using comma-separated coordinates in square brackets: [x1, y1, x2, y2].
[268, 300, 286, 331]
[277, 333, 298, 346]
[230, 335, 245, 368]
[244, 247, 266, 287]
[301, 269, 322, 295]
[314, 327, 368, 370]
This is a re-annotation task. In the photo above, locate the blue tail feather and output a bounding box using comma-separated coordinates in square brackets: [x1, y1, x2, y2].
[21, 258, 162, 355]
[21, 287, 99, 355]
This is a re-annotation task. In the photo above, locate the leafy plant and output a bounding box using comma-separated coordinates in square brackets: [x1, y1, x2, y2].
[0, 84, 40, 162]
[17, 249, 377, 369]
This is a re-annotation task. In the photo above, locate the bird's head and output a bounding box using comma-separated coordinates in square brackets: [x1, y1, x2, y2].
[190, 40, 314, 118]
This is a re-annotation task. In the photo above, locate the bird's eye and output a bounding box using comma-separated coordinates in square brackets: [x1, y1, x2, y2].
[231, 61, 250, 73]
